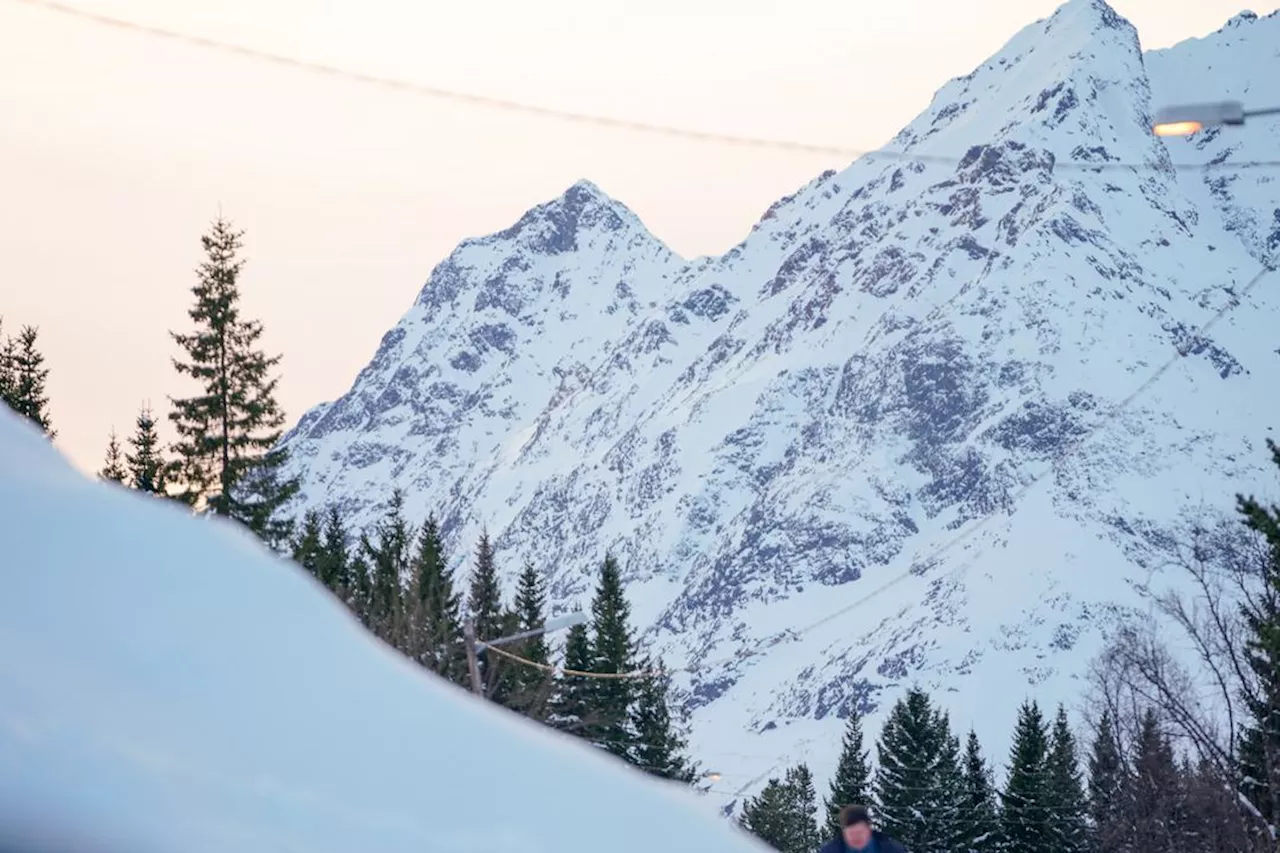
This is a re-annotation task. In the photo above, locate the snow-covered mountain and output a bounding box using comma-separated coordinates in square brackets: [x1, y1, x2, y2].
[0, 408, 770, 851]
[276, 0, 1280, 806]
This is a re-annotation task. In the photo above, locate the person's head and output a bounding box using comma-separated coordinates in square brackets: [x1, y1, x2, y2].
[839, 804, 873, 848]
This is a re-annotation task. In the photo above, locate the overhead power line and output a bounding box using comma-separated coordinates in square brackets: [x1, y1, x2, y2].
[12, 0, 1280, 172]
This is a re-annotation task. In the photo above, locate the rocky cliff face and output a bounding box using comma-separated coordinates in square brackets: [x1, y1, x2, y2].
[276, 0, 1280, 803]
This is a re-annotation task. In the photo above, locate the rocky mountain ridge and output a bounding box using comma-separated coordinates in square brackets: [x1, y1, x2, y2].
[276, 0, 1280, 804]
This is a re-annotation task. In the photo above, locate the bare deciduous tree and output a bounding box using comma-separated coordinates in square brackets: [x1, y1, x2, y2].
[1087, 511, 1278, 851]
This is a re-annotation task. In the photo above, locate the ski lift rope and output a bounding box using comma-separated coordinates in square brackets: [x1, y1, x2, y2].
[12, 0, 1280, 172]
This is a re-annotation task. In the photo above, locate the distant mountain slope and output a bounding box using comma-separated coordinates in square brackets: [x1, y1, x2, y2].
[275, 0, 1280, 804]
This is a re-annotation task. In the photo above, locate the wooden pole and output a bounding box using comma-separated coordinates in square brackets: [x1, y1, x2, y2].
[464, 617, 484, 696]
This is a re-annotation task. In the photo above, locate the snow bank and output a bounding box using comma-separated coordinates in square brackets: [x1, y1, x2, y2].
[0, 409, 768, 852]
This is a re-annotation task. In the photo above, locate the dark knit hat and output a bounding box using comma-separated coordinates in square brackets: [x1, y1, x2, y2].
[839, 804, 872, 828]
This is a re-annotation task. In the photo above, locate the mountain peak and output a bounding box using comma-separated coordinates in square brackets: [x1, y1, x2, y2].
[545, 178, 630, 221]
[887, 0, 1146, 164]
[562, 177, 608, 200]
[475, 177, 657, 258]
[1224, 10, 1258, 28]
[1050, 0, 1130, 31]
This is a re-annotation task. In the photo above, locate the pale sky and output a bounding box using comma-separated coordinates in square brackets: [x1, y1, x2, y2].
[1, 0, 1274, 477]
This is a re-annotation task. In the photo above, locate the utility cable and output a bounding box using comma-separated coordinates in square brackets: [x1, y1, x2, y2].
[11, 0, 1280, 172]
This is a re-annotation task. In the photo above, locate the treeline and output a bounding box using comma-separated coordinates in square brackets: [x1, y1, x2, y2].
[290, 490, 700, 784]
[2, 215, 299, 548]
[0, 317, 54, 438]
[3, 214, 701, 786]
[742, 689, 1233, 853]
[743, 434, 1280, 853]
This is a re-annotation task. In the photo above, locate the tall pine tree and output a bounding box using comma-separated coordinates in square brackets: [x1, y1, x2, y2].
[360, 490, 412, 643]
[348, 551, 373, 624]
[874, 686, 964, 852]
[0, 317, 13, 410]
[508, 559, 554, 718]
[936, 720, 967, 853]
[6, 324, 53, 437]
[783, 763, 823, 853]
[741, 764, 821, 853]
[167, 215, 298, 545]
[588, 553, 638, 758]
[408, 515, 464, 684]
[551, 622, 593, 735]
[291, 509, 324, 579]
[742, 776, 798, 852]
[1086, 708, 1127, 853]
[318, 505, 352, 593]
[465, 530, 519, 701]
[126, 405, 167, 494]
[489, 606, 523, 706]
[100, 430, 128, 483]
[1236, 439, 1280, 832]
[1000, 699, 1055, 853]
[957, 729, 1000, 853]
[466, 530, 504, 642]
[824, 711, 873, 837]
[1046, 705, 1089, 853]
[1127, 707, 1183, 852]
[628, 656, 695, 782]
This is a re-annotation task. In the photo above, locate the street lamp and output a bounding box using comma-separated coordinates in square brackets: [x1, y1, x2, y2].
[463, 610, 588, 696]
[691, 770, 723, 797]
[1152, 100, 1280, 136]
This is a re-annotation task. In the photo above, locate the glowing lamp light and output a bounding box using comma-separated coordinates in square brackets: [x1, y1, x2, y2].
[1151, 101, 1250, 137]
[1152, 120, 1203, 137]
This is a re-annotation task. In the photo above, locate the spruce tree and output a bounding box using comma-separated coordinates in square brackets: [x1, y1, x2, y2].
[588, 553, 638, 758]
[488, 606, 522, 706]
[1128, 708, 1181, 851]
[741, 776, 795, 851]
[466, 530, 504, 642]
[1086, 708, 1127, 853]
[957, 729, 1000, 852]
[550, 622, 593, 735]
[408, 515, 464, 684]
[291, 509, 324, 579]
[0, 317, 13, 410]
[8, 324, 53, 437]
[741, 766, 821, 853]
[783, 763, 823, 853]
[824, 711, 873, 838]
[1000, 699, 1055, 853]
[318, 505, 352, 592]
[937, 720, 968, 853]
[100, 430, 128, 483]
[874, 687, 962, 852]
[1236, 439, 1280, 830]
[508, 559, 554, 718]
[629, 656, 695, 782]
[348, 551, 374, 626]
[465, 530, 508, 694]
[167, 215, 298, 545]
[360, 490, 412, 643]
[1046, 705, 1089, 853]
[126, 405, 167, 494]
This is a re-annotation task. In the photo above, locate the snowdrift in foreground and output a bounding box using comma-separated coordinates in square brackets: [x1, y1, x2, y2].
[0, 410, 768, 853]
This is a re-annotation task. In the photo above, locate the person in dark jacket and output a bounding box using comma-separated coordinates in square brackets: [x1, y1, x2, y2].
[817, 804, 906, 853]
